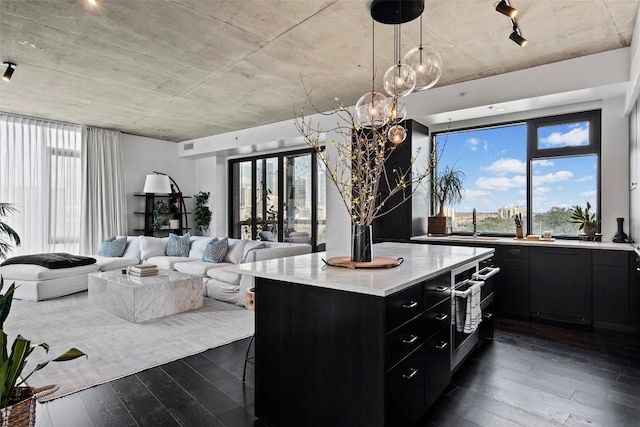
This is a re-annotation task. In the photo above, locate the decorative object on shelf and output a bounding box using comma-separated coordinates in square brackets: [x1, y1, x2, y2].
[0, 203, 20, 260]
[0, 277, 85, 427]
[514, 213, 524, 238]
[428, 165, 465, 235]
[612, 217, 630, 243]
[152, 200, 169, 233]
[568, 200, 598, 238]
[194, 191, 212, 234]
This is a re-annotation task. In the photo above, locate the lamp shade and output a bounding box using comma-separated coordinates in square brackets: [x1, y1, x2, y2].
[143, 174, 171, 193]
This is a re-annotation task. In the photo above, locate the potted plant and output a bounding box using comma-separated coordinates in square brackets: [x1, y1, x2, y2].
[569, 200, 598, 237]
[428, 166, 465, 235]
[152, 200, 169, 233]
[0, 278, 86, 426]
[194, 191, 212, 234]
[0, 203, 21, 260]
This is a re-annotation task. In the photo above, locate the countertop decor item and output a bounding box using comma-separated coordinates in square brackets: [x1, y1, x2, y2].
[0, 278, 85, 426]
[569, 200, 598, 237]
[612, 217, 630, 243]
[514, 212, 524, 238]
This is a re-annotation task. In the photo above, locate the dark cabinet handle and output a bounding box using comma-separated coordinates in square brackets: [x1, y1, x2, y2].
[435, 286, 449, 292]
[435, 341, 448, 350]
[401, 368, 419, 379]
[402, 301, 418, 309]
[435, 313, 448, 321]
[483, 313, 493, 319]
[402, 334, 419, 344]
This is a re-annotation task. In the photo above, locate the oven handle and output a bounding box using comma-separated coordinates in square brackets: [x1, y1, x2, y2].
[473, 266, 500, 280]
[453, 280, 484, 297]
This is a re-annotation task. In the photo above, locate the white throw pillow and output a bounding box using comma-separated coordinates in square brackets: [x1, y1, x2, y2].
[139, 236, 168, 260]
[189, 236, 213, 259]
[122, 236, 141, 260]
[223, 238, 248, 264]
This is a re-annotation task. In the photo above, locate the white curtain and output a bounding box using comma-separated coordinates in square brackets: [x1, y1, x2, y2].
[79, 127, 127, 255]
[0, 114, 82, 256]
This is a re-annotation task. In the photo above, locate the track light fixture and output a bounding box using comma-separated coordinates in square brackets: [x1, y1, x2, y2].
[495, 0, 517, 18]
[2, 62, 16, 81]
[509, 20, 527, 46]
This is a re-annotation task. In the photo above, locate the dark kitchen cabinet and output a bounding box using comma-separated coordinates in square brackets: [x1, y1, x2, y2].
[530, 247, 591, 325]
[495, 246, 530, 319]
[592, 251, 637, 332]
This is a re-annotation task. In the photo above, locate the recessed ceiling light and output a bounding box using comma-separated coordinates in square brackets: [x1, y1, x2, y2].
[86, 0, 98, 6]
[496, 108, 506, 112]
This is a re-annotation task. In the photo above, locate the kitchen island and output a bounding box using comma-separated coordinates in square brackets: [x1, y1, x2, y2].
[230, 242, 494, 426]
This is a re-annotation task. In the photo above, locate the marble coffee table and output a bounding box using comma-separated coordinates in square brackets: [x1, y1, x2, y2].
[88, 269, 203, 322]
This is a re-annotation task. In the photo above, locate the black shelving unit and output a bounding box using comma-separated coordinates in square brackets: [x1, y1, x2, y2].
[134, 193, 191, 236]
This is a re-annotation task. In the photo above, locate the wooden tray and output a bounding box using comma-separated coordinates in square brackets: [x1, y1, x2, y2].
[513, 237, 556, 242]
[324, 256, 403, 269]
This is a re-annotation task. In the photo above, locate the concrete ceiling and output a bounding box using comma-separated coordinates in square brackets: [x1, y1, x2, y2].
[0, 0, 639, 142]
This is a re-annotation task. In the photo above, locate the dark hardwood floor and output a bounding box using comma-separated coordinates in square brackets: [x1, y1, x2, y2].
[35, 318, 640, 427]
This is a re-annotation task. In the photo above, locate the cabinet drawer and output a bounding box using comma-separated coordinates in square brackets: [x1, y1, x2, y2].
[500, 245, 530, 261]
[425, 298, 451, 340]
[424, 326, 450, 410]
[424, 273, 450, 310]
[385, 314, 426, 369]
[592, 250, 629, 268]
[386, 284, 424, 332]
[385, 344, 425, 426]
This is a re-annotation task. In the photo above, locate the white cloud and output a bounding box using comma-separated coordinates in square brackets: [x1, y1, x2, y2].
[484, 158, 526, 175]
[534, 186, 551, 196]
[476, 175, 526, 191]
[518, 189, 526, 196]
[532, 170, 573, 185]
[466, 137, 481, 151]
[462, 189, 493, 207]
[581, 190, 597, 198]
[540, 126, 589, 147]
[575, 175, 593, 182]
[534, 159, 554, 167]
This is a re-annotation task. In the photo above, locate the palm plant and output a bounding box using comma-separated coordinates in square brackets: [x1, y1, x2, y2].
[0, 203, 20, 260]
[433, 166, 465, 216]
[569, 200, 598, 235]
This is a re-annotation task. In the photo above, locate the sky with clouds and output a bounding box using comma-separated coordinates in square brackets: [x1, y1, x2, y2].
[435, 122, 597, 214]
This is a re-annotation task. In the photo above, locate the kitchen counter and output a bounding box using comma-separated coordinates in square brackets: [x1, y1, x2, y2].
[412, 234, 636, 252]
[229, 241, 494, 296]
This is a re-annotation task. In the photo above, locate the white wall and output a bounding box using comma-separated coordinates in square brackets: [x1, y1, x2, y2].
[183, 48, 633, 247]
[121, 134, 195, 235]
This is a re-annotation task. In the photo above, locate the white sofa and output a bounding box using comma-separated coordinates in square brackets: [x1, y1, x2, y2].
[0, 235, 311, 304]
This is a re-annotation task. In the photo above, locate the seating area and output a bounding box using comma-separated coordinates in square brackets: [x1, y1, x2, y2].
[0, 235, 311, 305]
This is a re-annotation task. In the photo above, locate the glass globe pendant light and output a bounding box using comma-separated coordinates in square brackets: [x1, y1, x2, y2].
[387, 123, 407, 144]
[402, 15, 442, 91]
[355, 91, 390, 128]
[383, 97, 407, 122]
[383, 24, 416, 97]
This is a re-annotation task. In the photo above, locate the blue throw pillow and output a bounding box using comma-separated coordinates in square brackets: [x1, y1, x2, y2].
[166, 233, 191, 257]
[202, 237, 228, 263]
[97, 236, 128, 257]
[258, 230, 276, 241]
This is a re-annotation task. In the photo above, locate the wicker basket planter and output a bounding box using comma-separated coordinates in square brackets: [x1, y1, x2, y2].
[0, 385, 58, 427]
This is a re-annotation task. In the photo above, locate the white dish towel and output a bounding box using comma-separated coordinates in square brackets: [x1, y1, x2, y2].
[463, 283, 482, 333]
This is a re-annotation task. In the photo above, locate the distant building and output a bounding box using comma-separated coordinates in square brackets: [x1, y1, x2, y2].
[498, 206, 525, 219]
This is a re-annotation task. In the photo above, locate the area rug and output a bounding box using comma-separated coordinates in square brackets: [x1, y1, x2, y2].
[4, 292, 254, 401]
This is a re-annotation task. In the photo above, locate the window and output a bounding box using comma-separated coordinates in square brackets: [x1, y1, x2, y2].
[0, 114, 82, 255]
[432, 110, 600, 237]
[229, 148, 324, 250]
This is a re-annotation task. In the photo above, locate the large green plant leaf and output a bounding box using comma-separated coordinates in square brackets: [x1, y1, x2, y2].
[0, 279, 15, 330]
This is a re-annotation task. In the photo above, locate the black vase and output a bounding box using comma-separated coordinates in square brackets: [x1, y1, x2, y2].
[612, 217, 629, 243]
[351, 224, 373, 263]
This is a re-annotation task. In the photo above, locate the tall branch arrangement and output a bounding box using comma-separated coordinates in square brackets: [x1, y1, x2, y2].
[295, 93, 435, 227]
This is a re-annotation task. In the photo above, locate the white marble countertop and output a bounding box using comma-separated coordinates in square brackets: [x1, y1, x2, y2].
[411, 235, 636, 252]
[226, 242, 494, 297]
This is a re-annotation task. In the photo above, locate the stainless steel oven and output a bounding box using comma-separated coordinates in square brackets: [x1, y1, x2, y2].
[450, 255, 500, 372]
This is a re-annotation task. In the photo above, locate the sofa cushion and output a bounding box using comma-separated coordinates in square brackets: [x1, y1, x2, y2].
[258, 230, 276, 241]
[207, 268, 241, 285]
[203, 238, 227, 263]
[139, 236, 168, 260]
[223, 239, 247, 264]
[0, 263, 99, 281]
[166, 233, 190, 257]
[189, 236, 213, 259]
[144, 256, 190, 271]
[242, 241, 267, 260]
[175, 260, 232, 277]
[205, 279, 243, 305]
[97, 236, 128, 257]
[91, 255, 139, 272]
[122, 236, 141, 260]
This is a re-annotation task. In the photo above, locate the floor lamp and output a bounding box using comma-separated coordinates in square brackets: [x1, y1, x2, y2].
[143, 171, 189, 233]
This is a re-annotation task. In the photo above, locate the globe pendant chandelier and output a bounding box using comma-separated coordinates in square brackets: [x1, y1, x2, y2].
[354, 0, 443, 143]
